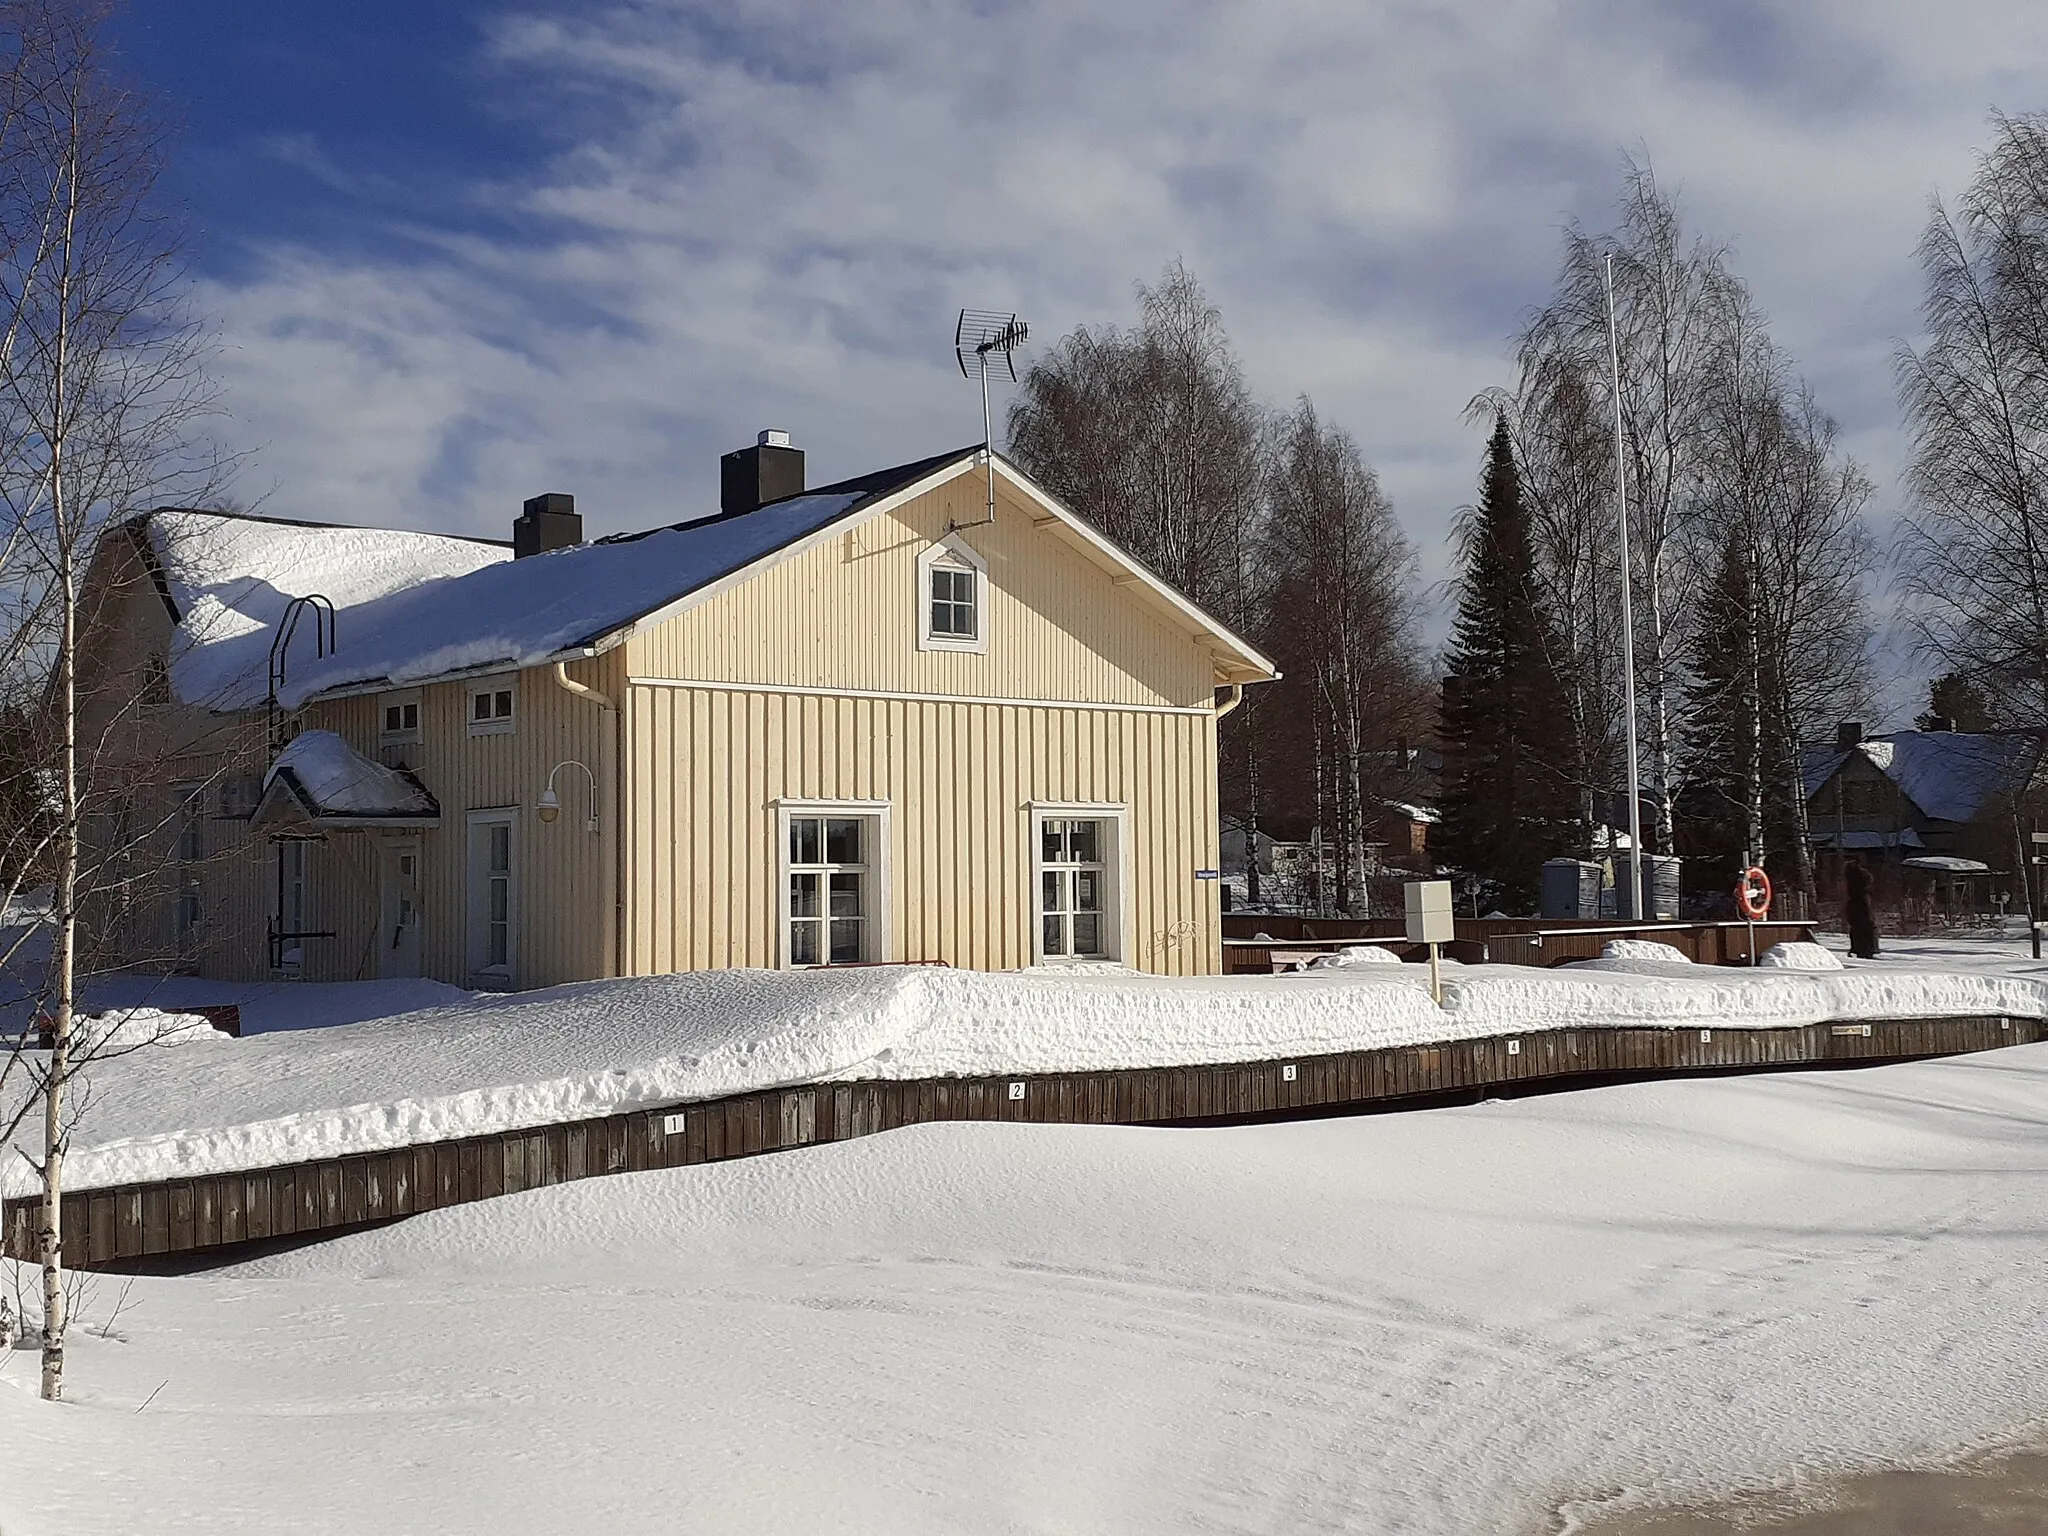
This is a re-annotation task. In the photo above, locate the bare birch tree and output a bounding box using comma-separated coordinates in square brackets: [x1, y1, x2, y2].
[1896, 111, 2048, 722]
[1507, 162, 1737, 853]
[0, 0, 217, 1400]
[1006, 260, 1267, 624]
[1684, 312, 1873, 899]
[1260, 399, 1426, 914]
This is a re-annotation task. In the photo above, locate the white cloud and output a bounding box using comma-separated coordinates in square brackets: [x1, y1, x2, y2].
[198, 0, 2045, 676]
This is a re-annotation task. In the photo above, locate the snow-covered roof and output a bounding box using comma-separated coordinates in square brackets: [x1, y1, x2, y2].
[256, 730, 439, 826]
[1382, 800, 1440, 825]
[136, 446, 1275, 712]
[147, 510, 511, 710]
[1801, 731, 2042, 824]
[1902, 855, 1991, 874]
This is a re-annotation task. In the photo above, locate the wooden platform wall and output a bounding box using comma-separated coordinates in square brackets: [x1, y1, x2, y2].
[5, 1014, 2037, 1270]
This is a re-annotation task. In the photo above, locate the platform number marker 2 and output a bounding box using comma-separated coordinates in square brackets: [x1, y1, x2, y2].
[1007, 1082, 1026, 1101]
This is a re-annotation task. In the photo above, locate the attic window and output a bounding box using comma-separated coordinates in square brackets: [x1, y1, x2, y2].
[917, 536, 988, 654]
[380, 690, 422, 745]
[467, 679, 516, 737]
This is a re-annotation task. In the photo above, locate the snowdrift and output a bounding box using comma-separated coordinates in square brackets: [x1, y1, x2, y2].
[9, 957, 2048, 1197]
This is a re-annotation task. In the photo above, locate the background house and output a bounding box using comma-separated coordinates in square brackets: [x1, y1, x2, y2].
[79, 438, 1276, 987]
[1801, 722, 2046, 914]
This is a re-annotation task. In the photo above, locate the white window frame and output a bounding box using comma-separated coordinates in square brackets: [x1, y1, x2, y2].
[775, 799, 892, 969]
[379, 688, 423, 745]
[273, 836, 313, 975]
[916, 535, 989, 654]
[466, 676, 517, 737]
[466, 808, 519, 987]
[1029, 802, 1129, 967]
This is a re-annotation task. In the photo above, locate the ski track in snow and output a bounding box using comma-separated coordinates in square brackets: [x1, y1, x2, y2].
[3, 1044, 2047, 1534]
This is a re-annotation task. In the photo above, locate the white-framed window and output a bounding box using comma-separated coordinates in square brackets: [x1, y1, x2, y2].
[467, 677, 516, 736]
[917, 536, 988, 653]
[776, 800, 891, 967]
[467, 809, 518, 986]
[379, 689, 423, 745]
[1030, 803, 1128, 965]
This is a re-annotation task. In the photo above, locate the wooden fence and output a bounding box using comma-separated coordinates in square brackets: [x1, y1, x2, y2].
[4, 1013, 2036, 1272]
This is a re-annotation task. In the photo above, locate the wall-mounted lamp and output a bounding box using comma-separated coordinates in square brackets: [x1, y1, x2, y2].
[539, 759, 599, 832]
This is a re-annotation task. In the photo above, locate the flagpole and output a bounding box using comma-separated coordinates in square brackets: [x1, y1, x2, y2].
[1605, 253, 1646, 920]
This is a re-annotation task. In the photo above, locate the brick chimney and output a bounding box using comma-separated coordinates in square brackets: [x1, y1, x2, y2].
[720, 429, 805, 516]
[513, 493, 582, 558]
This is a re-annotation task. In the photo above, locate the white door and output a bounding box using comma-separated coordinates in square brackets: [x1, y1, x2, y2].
[378, 839, 423, 979]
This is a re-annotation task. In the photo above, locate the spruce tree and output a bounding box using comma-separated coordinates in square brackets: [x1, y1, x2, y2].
[1437, 420, 1573, 910]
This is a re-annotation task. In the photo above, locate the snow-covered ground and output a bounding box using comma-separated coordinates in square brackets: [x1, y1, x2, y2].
[8, 936, 2048, 1197]
[5, 1040, 2047, 1535]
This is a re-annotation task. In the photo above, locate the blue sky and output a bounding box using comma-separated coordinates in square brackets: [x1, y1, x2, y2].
[108, 2, 2047, 709]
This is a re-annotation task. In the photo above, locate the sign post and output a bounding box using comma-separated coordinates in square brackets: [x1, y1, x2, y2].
[2030, 831, 2048, 960]
[1736, 865, 1772, 966]
[1405, 880, 1455, 1006]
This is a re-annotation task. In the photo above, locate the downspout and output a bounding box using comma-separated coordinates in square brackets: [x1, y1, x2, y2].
[1214, 682, 1244, 718]
[553, 662, 622, 978]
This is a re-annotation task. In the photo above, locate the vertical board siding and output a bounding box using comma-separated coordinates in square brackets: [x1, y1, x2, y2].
[148, 651, 626, 989]
[623, 683, 1220, 975]
[625, 474, 1219, 709]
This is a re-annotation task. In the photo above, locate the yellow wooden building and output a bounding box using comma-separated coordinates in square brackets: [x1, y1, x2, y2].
[79, 438, 1276, 989]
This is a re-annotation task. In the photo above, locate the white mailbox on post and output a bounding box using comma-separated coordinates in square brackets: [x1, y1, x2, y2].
[1404, 880, 1455, 1005]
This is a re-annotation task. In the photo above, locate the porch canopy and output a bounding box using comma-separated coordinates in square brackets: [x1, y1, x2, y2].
[253, 729, 441, 830]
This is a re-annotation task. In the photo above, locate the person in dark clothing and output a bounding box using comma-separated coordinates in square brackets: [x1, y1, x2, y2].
[1844, 858, 1880, 959]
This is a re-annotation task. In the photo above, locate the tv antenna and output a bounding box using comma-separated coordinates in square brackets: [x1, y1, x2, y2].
[954, 308, 1029, 530]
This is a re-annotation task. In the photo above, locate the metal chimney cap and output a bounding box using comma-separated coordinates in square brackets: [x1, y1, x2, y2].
[757, 429, 792, 448]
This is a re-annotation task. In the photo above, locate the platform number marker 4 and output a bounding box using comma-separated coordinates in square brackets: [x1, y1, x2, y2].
[1507, 1039, 1521, 1056]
